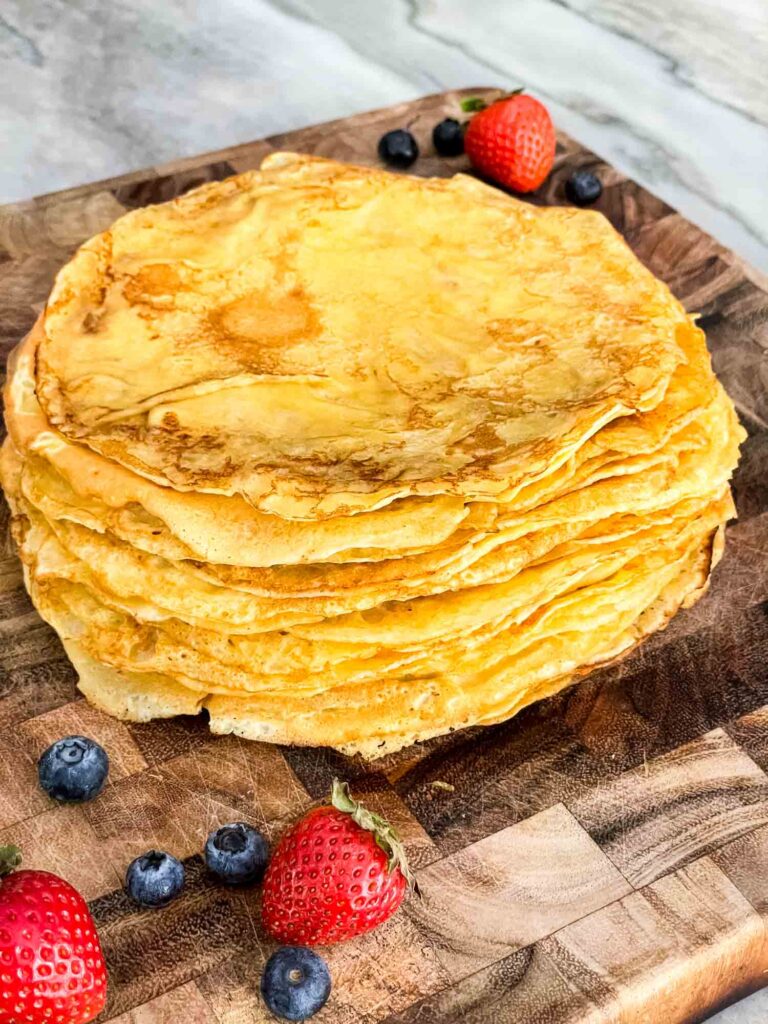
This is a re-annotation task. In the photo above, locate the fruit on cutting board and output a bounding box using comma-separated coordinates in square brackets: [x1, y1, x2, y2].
[125, 850, 184, 908]
[262, 780, 414, 945]
[205, 822, 268, 885]
[432, 117, 465, 156]
[565, 168, 603, 205]
[37, 735, 109, 803]
[463, 91, 556, 192]
[261, 946, 332, 1021]
[0, 846, 107, 1024]
[377, 129, 419, 168]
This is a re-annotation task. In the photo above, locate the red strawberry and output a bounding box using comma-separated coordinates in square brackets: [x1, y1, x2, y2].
[0, 846, 107, 1024]
[261, 780, 415, 945]
[463, 91, 556, 193]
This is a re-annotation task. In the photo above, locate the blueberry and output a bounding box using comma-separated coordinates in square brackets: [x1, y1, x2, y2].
[377, 129, 419, 169]
[126, 850, 185, 908]
[37, 735, 109, 803]
[432, 118, 465, 157]
[565, 169, 603, 206]
[205, 822, 268, 885]
[261, 947, 331, 1022]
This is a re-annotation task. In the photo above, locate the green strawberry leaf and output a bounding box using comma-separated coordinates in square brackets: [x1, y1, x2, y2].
[461, 88, 524, 116]
[331, 779, 419, 892]
[0, 845, 22, 877]
[460, 97, 488, 113]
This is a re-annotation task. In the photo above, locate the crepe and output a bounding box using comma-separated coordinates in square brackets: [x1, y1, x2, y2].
[0, 153, 745, 757]
[36, 153, 690, 517]
[21, 492, 731, 692]
[5, 327, 470, 567]
[51, 527, 721, 757]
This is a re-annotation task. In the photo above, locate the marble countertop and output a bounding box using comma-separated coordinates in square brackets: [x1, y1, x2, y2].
[1, 0, 767, 271]
[0, 3, 766, 1021]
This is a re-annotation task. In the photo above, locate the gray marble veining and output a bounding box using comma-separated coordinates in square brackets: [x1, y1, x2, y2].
[556, 0, 767, 124]
[1, 0, 766, 269]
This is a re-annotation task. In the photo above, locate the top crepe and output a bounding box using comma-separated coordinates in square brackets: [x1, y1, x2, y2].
[37, 152, 689, 519]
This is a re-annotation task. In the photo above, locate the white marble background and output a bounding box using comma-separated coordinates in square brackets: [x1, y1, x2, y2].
[0, 2, 767, 1020]
[1, 0, 767, 269]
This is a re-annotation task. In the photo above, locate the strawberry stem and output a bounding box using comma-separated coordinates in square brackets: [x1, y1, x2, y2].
[460, 87, 524, 115]
[0, 845, 22, 877]
[460, 97, 488, 113]
[331, 780, 416, 889]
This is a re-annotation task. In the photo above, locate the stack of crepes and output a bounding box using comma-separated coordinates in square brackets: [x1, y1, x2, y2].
[1, 153, 744, 758]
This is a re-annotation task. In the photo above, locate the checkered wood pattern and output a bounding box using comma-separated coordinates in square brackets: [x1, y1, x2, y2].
[1, 90, 767, 1024]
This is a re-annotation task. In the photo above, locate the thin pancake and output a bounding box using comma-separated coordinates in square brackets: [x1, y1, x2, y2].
[37, 153, 691, 516]
[52, 529, 719, 756]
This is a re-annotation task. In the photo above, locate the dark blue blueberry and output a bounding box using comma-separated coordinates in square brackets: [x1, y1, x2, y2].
[126, 850, 185, 908]
[37, 735, 109, 803]
[204, 822, 268, 885]
[377, 129, 419, 169]
[565, 169, 603, 206]
[261, 947, 331, 1022]
[432, 118, 465, 157]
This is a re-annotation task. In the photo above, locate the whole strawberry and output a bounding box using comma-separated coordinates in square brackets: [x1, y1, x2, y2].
[262, 780, 415, 945]
[463, 91, 556, 193]
[0, 846, 107, 1024]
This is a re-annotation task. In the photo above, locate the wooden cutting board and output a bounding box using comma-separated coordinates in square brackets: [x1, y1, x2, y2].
[1, 88, 767, 1024]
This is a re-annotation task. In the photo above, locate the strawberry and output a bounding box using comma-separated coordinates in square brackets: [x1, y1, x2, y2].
[0, 846, 107, 1024]
[463, 91, 556, 193]
[261, 780, 415, 945]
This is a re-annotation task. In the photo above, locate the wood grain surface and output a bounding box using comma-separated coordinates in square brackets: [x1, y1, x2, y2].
[1, 88, 767, 1024]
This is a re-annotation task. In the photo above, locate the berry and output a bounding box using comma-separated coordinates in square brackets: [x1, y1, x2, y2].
[463, 92, 556, 193]
[0, 846, 108, 1024]
[261, 780, 414, 946]
[37, 735, 109, 803]
[432, 118, 464, 157]
[377, 129, 419, 169]
[125, 850, 184, 908]
[565, 169, 603, 206]
[260, 946, 331, 1021]
[205, 822, 268, 885]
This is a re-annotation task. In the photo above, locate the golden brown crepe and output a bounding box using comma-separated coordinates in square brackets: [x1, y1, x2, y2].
[36, 153, 689, 517]
[0, 153, 745, 757]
